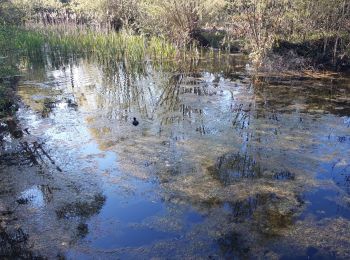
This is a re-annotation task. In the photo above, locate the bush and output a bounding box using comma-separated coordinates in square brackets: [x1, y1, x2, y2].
[0, 0, 25, 25]
[139, 0, 226, 47]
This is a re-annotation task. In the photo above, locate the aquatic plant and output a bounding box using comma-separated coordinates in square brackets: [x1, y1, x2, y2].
[0, 25, 179, 64]
[25, 25, 178, 62]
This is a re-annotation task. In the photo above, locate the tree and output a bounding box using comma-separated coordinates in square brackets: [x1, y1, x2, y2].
[140, 0, 226, 46]
[226, 0, 290, 66]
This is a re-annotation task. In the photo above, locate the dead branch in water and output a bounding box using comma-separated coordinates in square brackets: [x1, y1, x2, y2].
[20, 141, 62, 172]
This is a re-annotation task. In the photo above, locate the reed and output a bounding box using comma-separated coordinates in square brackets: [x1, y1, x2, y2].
[9, 25, 179, 62]
[1, 24, 208, 70]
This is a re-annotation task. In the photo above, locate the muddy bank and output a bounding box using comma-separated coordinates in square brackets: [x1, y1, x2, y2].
[271, 38, 350, 72]
[187, 30, 350, 73]
[192, 31, 350, 73]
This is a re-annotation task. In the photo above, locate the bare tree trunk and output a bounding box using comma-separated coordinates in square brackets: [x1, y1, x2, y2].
[333, 36, 339, 67]
[323, 37, 328, 57]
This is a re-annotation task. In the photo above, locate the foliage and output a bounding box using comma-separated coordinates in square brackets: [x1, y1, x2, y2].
[1, 0, 350, 67]
[287, 0, 350, 65]
[224, 0, 350, 67]
[0, 0, 25, 25]
[140, 0, 226, 46]
[226, 0, 290, 65]
[69, 0, 142, 31]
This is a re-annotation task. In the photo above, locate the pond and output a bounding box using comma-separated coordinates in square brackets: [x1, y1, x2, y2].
[1, 52, 350, 258]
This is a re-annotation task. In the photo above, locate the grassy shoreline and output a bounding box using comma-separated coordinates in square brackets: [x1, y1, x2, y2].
[0, 25, 182, 116]
[1, 25, 179, 61]
[1, 24, 347, 116]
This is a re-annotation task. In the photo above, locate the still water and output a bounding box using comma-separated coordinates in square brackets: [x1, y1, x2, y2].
[1, 53, 350, 258]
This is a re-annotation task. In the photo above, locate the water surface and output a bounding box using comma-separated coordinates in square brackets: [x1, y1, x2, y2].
[1, 53, 350, 258]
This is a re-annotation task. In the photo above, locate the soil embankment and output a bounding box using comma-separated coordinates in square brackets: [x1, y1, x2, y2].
[272, 38, 350, 72]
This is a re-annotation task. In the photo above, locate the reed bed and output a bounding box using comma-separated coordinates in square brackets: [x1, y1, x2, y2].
[1, 25, 178, 63]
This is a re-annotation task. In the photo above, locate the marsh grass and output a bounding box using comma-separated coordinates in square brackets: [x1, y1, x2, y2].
[1, 24, 222, 77]
[0, 24, 203, 115]
[1, 25, 179, 63]
[0, 24, 227, 115]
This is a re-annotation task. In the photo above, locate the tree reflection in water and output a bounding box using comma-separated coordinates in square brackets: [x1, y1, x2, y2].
[6, 51, 350, 258]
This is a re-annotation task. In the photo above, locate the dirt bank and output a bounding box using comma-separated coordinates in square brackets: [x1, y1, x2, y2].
[271, 38, 350, 72]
